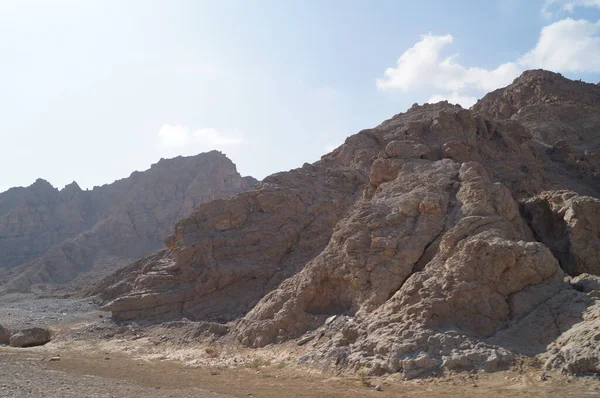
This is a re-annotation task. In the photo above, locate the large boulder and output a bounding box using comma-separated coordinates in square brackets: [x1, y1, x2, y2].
[9, 327, 52, 347]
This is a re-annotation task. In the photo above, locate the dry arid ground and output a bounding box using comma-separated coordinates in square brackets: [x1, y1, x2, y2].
[2, 342, 600, 398]
[2, 306, 600, 398]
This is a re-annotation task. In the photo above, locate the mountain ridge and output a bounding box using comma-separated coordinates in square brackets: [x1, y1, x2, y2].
[95, 69, 600, 378]
[0, 150, 257, 293]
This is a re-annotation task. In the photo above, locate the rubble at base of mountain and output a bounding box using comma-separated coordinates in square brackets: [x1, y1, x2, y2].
[95, 70, 600, 379]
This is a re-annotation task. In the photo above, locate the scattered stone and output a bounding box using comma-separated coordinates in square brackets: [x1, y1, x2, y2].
[375, 385, 382, 391]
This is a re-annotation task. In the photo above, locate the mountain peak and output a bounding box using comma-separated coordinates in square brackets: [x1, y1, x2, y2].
[474, 69, 600, 116]
[473, 69, 600, 152]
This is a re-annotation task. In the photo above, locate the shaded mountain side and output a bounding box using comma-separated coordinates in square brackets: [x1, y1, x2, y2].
[473, 69, 600, 155]
[0, 151, 257, 293]
[95, 70, 600, 378]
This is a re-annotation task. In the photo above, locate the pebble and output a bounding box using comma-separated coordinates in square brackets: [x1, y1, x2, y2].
[375, 384, 382, 391]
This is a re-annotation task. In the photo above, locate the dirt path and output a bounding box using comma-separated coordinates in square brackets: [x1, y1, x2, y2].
[2, 346, 600, 398]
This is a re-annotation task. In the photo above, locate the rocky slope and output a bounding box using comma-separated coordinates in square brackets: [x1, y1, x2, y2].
[0, 151, 257, 293]
[96, 70, 600, 378]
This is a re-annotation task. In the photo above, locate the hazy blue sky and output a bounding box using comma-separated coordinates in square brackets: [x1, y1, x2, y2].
[1, 0, 600, 192]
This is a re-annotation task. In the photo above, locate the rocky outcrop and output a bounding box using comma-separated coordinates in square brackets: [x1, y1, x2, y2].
[522, 191, 600, 276]
[97, 71, 600, 378]
[0, 151, 256, 293]
[473, 70, 600, 153]
[9, 327, 51, 347]
[542, 274, 600, 374]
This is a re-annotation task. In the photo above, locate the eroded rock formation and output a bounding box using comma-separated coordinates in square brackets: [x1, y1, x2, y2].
[97, 70, 600, 378]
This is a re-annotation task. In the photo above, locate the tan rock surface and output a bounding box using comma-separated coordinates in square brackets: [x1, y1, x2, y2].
[97, 71, 600, 378]
[522, 190, 600, 275]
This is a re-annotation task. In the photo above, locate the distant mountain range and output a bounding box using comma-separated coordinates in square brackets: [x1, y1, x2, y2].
[0, 151, 257, 293]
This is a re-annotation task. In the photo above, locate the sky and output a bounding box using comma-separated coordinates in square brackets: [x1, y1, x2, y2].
[1, 0, 600, 193]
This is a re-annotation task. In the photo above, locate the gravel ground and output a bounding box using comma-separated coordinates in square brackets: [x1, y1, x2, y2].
[3, 295, 600, 397]
[0, 351, 228, 398]
[0, 293, 101, 330]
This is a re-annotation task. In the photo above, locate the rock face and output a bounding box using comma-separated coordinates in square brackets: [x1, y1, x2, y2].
[472, 69, 600, 153]
[9, 327, 51, 347]
[0, 151, 256, 293]
[98, 71, 600, 378]
[522, 191, 600, 276]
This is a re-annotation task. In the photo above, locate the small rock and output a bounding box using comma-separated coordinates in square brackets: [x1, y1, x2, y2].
[49, 356, 61, 361]
[325, 315, 337, 325]
[297, 334, 315, 346]
[375, 385, 382, 391]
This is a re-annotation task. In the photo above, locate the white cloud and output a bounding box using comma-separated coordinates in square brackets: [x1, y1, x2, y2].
[193, 128, 243, 145]
[377, 18, 600, 107]
[158, 124, 189, 147]
[158, 124, 243, 148]
[376, 34, 521, 94]
[543, 0, 600, 17]
[427, 92, 478, 108]
[520, 18, 600, 72]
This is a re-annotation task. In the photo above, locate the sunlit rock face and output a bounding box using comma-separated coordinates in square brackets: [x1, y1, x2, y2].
[99, 70, 600, 378]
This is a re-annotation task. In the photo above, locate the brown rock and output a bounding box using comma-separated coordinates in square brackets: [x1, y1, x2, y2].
[9, 327, 51, 347]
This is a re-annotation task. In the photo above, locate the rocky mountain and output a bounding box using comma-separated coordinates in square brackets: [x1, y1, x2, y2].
[95, 70, 600, 378]
[0, 151, 257, 293]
